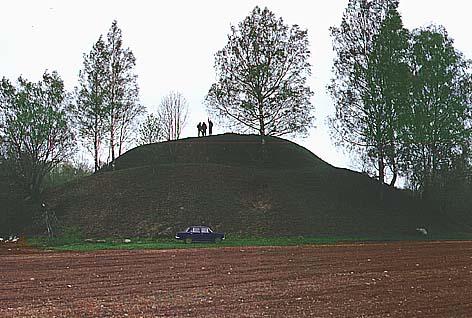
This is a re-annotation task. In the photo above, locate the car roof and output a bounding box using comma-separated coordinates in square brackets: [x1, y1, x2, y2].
[185, 226, 212, 231]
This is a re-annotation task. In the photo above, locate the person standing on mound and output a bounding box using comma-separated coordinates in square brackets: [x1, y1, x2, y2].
[197, 122, 202, 137]
[208, 118, 213, 135]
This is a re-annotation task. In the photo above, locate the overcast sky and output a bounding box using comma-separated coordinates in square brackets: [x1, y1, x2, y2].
[1, 0, 471, 169]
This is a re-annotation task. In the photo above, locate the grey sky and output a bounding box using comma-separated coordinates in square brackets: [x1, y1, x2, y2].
[1, 0, 471, 169]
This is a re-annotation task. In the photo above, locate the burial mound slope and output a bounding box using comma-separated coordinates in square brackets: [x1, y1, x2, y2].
[46, 134, 451, 237]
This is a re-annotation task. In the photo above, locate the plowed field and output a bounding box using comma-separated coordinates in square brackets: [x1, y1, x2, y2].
[1, 241, 471, 317]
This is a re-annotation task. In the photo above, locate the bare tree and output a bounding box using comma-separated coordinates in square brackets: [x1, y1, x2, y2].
[158, 91, 188, 141]
[116, 99, 144, 155]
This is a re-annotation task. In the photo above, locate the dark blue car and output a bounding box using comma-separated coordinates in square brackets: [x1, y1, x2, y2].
[175, 226, 225, 244]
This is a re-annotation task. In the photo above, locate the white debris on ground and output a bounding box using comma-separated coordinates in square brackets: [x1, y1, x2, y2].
[0, 235, 19, 243]
[124, 239, 131, 243]
[416, 228, 428, 235]
[84, 238, 108, 243]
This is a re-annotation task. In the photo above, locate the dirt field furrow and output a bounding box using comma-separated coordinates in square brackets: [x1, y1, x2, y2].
[0, 241, 471, 317]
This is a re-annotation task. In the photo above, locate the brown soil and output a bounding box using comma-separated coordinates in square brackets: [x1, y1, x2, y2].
[1, 241, 471, 317]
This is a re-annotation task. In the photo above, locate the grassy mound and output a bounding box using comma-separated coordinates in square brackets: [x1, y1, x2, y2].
[107, 133, 329, 171]
[44, 134, 457, 238]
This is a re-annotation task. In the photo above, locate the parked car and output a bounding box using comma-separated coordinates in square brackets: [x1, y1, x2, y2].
[175, 226, 225, 243]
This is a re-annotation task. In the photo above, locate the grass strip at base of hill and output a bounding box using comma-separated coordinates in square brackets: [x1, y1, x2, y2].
[28, 233, 472, 252]
[29, 236, 342, 252]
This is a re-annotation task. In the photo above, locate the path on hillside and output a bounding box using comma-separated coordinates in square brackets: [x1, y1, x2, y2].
[1, 241, 471, 317]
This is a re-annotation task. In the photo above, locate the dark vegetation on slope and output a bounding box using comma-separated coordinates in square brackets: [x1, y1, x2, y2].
[106, 133, 328, 171]
[40, 133, 465, 238]
[0, 161, 32, 234]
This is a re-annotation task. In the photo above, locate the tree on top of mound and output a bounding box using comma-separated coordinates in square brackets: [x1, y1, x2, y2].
[75, 20, 144, 172]
[205, 6, 314, 137]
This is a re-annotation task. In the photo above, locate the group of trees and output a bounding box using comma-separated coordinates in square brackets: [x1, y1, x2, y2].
[76, 20, 143, 172]
[329, 0, 471, 200]
[0, 7, 319, 201]
[203, 1, 471, 210]
[0, 21, 147, 200]
[0, 20, 192, 201]
[138, 91, 189, 145]
[0, 72, 75, 198]
[1, 2, 471, 219]
[77, 21, 190, 171]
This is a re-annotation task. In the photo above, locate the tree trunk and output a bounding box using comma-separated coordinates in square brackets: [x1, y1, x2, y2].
[389, 171, 397, 187]
[93, 116, 100, 172]
[258, 101, 265, 138]
[377, 157, 386, 201]
[389, 159, 397, 187]
[110, 110, 115, 163]
[94, 137, 99, 173]
[118, 123, 124, 156]
[378, 156, 385, 184]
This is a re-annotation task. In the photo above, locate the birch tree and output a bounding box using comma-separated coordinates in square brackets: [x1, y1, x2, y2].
[105, 20, 143, 161]
[403, 26, 471, 197]
[76, 36, 108, 172]
[329, 0, 404, 185]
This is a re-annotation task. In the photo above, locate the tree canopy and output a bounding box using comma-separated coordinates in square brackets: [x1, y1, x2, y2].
[75, 20, 144, 170]
[75, 35, 109, 172]
[0, 71, 75, 197]
[206, 6, 314, 137]
[402, 25, 471, 196]
[138, 113, 164, 145]
[330, 0, 471, 193]
[329, 0, 402, 185]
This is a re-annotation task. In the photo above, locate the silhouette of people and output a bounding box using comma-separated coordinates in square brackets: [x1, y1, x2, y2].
[197, 122, 202, 137]
[208, 118, 213, 135]
[201, 121, 207, 136]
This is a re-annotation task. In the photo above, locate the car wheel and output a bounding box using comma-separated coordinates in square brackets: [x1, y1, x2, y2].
[185, 237, 192, 244]
[214, 237, 222, 244]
